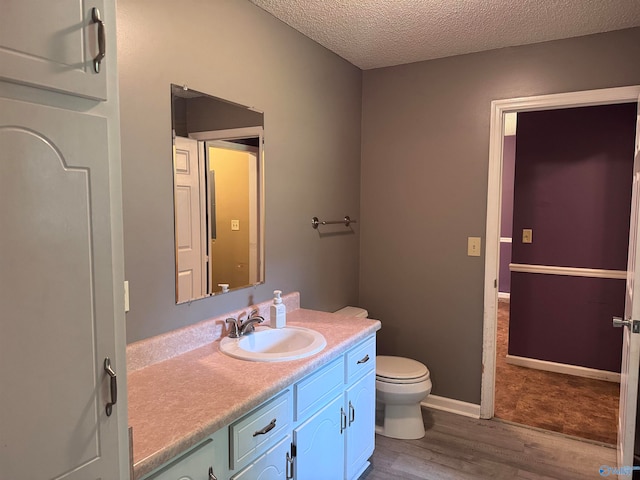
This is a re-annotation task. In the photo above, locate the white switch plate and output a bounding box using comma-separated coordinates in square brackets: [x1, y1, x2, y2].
[231, 219, 240, 231]
[468, 237, 481, 257]
[522, 228, 533, 243]
[124, 280, 130, 313]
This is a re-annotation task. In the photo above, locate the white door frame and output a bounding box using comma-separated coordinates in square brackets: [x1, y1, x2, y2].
[481, 85, 640, 419]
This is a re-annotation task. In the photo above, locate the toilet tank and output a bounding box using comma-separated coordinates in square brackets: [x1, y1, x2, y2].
[334, 306, 368, 318]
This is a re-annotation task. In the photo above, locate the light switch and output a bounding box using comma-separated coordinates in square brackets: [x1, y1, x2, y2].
[522, 228, 533, 244]
[468, 237, 481, 257]
[231, 219, 240, 231]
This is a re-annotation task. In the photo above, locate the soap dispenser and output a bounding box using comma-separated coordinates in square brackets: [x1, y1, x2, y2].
[270, 290, 286, 328]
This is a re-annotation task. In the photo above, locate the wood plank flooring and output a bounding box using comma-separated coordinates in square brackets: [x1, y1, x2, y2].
[495, 300, 619, 444]
[362, 408, 616, 480]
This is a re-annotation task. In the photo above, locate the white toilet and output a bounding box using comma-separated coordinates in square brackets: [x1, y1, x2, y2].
[334, 306, 432, 440]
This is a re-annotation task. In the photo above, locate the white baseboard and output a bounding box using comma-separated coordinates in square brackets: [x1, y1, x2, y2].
[505, 355, 620, 383]
[498, 292, 510, 300]
[422, 395, 481, 419]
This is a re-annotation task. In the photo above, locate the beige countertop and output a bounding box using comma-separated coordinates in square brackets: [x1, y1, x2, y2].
[128, 307, 381, 479]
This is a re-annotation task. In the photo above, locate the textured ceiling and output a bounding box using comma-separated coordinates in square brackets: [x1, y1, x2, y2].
[249, 0, 640, 70]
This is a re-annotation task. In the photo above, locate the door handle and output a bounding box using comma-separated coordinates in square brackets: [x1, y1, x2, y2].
[613, 317, 640, 333]
[348, 401, 355, 426]
[91, 8, 106, 73]
[104, 357, 117, 416]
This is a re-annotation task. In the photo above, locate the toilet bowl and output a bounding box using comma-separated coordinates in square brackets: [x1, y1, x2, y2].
[376, 355, 431, 439]
[334, 306, 432, 440]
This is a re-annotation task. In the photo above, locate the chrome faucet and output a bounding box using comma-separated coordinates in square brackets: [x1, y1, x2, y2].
[239, 309, 265, 335]
[226, 309, 265, 338]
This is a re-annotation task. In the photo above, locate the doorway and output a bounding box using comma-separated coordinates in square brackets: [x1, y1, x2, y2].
[481, 87, 640, 448]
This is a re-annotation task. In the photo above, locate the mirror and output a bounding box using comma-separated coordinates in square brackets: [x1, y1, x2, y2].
[171, 85, 264, 304]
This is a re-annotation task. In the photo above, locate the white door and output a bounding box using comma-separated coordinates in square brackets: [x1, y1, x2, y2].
[618, 95, 640, 467]
[0, 98, 122, 479]
[174, 136, 205, 302]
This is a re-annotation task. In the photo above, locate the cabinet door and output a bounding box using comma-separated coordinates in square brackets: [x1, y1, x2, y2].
[345, 370, 376, 480]
[231, 435, 290, 480]
[294, 395, 344, 479]
[146, 438, 219, 480]
[0, 98, 121, 479]
[0, 0, 107, 100]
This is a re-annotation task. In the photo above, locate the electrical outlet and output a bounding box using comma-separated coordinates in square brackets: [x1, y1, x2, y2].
[231, 219, 240, 231]
[522, 228, 533, 244]
[468, 237, 481, 257]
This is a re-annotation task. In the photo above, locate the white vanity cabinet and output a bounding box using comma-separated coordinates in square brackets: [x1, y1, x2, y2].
[291, 335, 377, 480]
[227, 335, 377, 480]
[138, 335, 377, 480]
[344, 338, 377, 480]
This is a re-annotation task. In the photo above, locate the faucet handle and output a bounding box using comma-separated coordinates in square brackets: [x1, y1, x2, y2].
[225, 317, 240, 338]
[249, 308, 259, 318]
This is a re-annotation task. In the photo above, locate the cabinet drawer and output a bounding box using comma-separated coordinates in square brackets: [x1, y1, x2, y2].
[294, 356, 344, 421]
[230, 390, 291, 470]
[230, 434, 290, 480]
[145, 437, 217, 480]
[346, 336, 376, 383]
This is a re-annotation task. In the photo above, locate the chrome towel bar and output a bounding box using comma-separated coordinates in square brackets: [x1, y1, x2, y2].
[311, 216, 357, 229]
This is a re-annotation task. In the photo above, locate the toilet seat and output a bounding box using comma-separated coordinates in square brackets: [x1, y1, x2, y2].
[376, 355, 430, 384]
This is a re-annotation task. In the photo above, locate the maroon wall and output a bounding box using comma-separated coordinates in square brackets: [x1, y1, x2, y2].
[499, 135, 516, 294]
[508, 103, 636, 372]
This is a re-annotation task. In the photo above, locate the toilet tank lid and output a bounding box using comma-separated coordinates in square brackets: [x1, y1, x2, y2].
[334, 306, 368, 318]
[377, 355, 429, 380]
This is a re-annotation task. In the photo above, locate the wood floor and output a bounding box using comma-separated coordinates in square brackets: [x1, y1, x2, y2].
[362, 408, 616, 480]
[495, 299, 619, 444]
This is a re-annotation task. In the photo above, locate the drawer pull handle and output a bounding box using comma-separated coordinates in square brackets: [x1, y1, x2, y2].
[253, 418, 277, 437]
[340, 407, 347, 434]
[357, 354, 370, 364]
[104, 357, 117, 416]
[349, 401, 355, 426]
[208, 466, 218, 480]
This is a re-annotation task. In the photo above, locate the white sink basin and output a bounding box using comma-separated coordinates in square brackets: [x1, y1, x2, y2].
[219, 326, 327, 362]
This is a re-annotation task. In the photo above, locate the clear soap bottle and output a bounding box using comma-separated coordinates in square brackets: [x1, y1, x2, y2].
[270, 290, 286, 328]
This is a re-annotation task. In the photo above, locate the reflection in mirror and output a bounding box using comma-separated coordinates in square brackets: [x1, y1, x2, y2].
[171, 85, 264, 304]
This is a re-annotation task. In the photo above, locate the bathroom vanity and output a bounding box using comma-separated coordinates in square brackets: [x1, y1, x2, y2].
[128, 296, 380, 480]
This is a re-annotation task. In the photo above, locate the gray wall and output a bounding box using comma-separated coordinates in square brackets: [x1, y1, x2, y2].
[360, 28, 640, 404]
[118, 0, 362, 343]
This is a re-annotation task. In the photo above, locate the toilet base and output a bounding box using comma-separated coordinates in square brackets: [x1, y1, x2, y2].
[377, 402, 425, 440]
